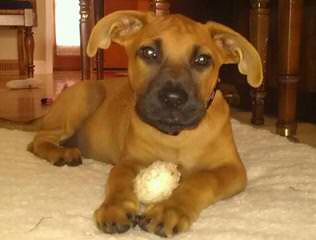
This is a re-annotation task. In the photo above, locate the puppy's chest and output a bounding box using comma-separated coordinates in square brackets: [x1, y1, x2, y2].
[146, 136, 213, 173]
[164, 146, 210, 172]
[160, 149, 201, 173]
[129, 113, 218, 172]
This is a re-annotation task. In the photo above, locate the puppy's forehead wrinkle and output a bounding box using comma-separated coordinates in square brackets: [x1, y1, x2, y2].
[191, 45, 200, 57]
[153, 38, 162, 49]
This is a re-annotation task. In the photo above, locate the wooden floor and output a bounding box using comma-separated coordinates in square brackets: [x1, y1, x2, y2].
[0, 71, 315, 148]
[0, 71, 80, 122]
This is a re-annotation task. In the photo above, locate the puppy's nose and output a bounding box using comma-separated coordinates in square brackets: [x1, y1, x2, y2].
[158, 87, 188, 108]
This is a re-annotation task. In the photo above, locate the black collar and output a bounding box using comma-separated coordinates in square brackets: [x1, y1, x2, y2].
[206, 79, 220, 109]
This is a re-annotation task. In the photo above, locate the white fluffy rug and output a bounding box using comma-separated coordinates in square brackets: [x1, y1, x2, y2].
[1, 120, 316, 240]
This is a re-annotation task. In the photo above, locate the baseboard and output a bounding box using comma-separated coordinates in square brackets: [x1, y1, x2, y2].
[0, 59, 53, 80]
[0, 60, 20, 78]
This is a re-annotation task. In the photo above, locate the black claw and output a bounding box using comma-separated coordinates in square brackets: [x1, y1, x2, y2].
[127, 213, 137, 227]
[155, 223, 167, 238]
[134, 215, 141, 222]
[67, 157, 82, 167]
[135, 215, 143, 226]
[138, 216, 151, 232]
[96, 222, 102, 230]
[53, 158, 66, 166]
[137, 215, 145, 221]
[98, 222, 131, 234]
[116, 224, 130, 233]
[97, 222, 109, 233]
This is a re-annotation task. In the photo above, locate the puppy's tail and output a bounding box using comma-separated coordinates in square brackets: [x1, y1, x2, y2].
[0, 117, 42, 132]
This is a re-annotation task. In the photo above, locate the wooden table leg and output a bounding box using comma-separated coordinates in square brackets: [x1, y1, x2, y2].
[151, 0, 170, 15]
[249, 0, 270, 125]
[94, 0, 104, 80]
[79, 0, 92, 80]
[17, 28, 26, 76]
[276, 0, 304, 137]
[25, 26, 34, 78]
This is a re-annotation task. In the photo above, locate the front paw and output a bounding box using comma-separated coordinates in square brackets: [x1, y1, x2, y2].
[138, 200, 195, 237]
[53, 148, 82, 167]
[95, 200, 138, 234]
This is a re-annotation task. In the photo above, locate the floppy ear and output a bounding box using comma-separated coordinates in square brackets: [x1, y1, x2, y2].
[206, 21, 263, 88]
[87, 11, 154, 57]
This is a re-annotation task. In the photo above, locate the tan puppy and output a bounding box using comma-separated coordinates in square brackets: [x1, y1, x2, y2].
[28, 11, 262, 237]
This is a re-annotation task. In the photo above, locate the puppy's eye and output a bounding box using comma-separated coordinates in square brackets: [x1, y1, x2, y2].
[193, 54, 212, 67]
[139, 46, 159, 61]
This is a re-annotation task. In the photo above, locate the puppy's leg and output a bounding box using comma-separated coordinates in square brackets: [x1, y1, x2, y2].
[139, 163, 247, 237]
[28, 81, 105, 166]
[95, 161, 143, 234]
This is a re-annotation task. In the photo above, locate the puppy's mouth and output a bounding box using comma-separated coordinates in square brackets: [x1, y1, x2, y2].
[155, 120, 197, 135]
[136, 104, 206, 135]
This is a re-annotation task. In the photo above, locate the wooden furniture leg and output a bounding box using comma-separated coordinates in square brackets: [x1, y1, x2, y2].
[25, 26, 34, 78]
[17, 27, 26, 76]
[249, 0, 270, 125]
[79, 0, 91, 80]
[276, 0, 304, 137]
[151, 0, 170, 15]
[94, 0, 104, 80]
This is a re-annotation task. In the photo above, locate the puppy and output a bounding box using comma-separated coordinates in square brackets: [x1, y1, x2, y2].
[28, 11, 262, 237]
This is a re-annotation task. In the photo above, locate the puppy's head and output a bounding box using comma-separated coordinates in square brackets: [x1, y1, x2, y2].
[87, 11, 262, 135]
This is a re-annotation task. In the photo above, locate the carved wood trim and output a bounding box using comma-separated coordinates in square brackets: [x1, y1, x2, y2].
[79, 0, 92, 80]
[276, 0, 304, 137]
[249, 0, 270, 125]
[151, 0, 170, 15]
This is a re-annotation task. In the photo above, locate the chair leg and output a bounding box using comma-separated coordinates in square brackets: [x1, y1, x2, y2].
[276, 0, 304, 137]
[249, 0, 270, 125]
[152, 0, 170, 15]
[17, 27, 26, 77]
[79, 0, 92, 80]
[94, 0, 104, 80]
[25, 26, 34, 78]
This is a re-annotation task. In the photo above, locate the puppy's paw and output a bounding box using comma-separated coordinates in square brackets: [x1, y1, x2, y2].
[95, 200, 138, 234]
[53, 148, 82, 167]
[138, 200, 195, 237]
